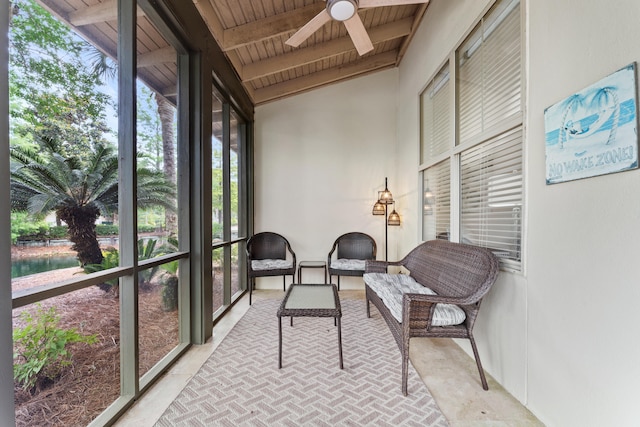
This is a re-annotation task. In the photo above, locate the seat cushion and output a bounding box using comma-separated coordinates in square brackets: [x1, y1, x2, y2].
[330, 259, 366, 271]
[363, 273, 466, 326]
[251, 259, 293, 271]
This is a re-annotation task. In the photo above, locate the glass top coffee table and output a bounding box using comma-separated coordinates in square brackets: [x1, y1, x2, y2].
[277, 283, 343, 369]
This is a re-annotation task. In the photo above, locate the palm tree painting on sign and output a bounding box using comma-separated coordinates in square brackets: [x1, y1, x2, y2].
[557, 87, 620, 149]
[544, 63, 638, 184]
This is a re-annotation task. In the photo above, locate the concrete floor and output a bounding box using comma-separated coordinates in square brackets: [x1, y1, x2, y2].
[115, 290, 543, 426]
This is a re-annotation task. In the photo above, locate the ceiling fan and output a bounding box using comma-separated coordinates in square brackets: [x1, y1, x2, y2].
[285, 0, 430, 56]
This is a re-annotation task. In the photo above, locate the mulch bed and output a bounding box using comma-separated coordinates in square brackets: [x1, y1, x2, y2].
[12, 246, 179, 427]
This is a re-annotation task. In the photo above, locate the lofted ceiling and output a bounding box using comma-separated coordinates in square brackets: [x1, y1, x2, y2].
[194, 0, 430, 105]
[33, 0, 430, 108]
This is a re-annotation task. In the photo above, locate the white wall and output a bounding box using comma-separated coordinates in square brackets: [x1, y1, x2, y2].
[254, 70, 399, 287]
[397, 0, 640, 426]
[254, 0, 640, 425]
[526, 0, 640, 425]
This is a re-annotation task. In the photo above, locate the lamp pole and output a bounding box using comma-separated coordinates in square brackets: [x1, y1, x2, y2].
[372, 177, 399, 262]
[384, 201, 389, 261]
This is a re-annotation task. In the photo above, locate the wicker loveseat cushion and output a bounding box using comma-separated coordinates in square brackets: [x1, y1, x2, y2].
[330, 259, 366, 271]
[251, 259, 294, 271]
[363, 272, 466, 326]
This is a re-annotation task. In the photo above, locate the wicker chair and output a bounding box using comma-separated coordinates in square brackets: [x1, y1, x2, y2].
[327, 232, 377, 290]
[364, 239, 499, 395]
[246, 232, 296, 305]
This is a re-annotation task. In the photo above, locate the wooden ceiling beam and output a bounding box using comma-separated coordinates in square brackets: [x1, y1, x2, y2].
[396, 2, 429, 65]
[252, 50, 398, 105]
[138, 47, 175, 68]
[159, 84, 177, 98]
[192, 0, 225, 42]
[68, 0, 144, 26]
[221, 3, 325, 52]
[241, 18, 413, 82]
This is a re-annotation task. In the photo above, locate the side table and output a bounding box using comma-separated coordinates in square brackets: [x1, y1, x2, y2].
[297, 260, 327, 283]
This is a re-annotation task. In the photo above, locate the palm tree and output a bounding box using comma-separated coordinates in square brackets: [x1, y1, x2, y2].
[556, 93, 585, 149]
[87, 48, 178, 236]
[154, 92, 178, 235]
[590, 86, 620, 145]
[10, 137, 175, 266]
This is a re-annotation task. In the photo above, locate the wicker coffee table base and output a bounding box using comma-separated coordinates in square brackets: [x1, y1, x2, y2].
[277, 284, 343, 369]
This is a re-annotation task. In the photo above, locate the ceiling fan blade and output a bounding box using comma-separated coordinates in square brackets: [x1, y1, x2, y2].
[360, 0, 430, 7]
[285, 9, 332, 48]
[344, 14, 374, 55]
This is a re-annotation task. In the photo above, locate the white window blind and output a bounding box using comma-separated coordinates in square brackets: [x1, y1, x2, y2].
[457, 0, 521, 143]
[419, 0, 523, 272]
[460, 126, 523, 271]
[421, 65, 451, 163]
[422, 159, 450, 241]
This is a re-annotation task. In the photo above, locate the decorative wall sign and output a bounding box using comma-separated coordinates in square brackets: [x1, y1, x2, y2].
[544, 63, 639, 184]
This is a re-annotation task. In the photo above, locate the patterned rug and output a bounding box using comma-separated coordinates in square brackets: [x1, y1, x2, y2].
[155, 299, 449, 426]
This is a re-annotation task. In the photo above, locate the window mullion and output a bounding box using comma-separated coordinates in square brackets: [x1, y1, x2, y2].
[222, 102, 231, 306]
[450, 153, 461, 243]
[118, 0, 139, 398]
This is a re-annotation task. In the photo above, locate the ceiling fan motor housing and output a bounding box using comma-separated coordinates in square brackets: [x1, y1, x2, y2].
[327, 0, 358, 21]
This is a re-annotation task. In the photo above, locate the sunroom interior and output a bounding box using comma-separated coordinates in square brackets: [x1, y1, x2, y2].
[2, 0, 640, 426]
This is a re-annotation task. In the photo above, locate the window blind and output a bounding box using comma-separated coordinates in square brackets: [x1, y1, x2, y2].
[457, 0, 521, 143]
[460, 126, 523, 271]
[419, 0, 523, 272]
[421, 64, 451, 163]
[422, 159, 451, 241]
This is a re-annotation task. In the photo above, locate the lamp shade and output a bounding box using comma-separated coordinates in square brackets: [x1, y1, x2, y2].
[372, 200, 385, 215]
[379, 189, 393, 204]
[387, 206, 401, 226]
[379, 177, 394, 204]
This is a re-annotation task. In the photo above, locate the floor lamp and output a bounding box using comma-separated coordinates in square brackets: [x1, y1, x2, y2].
[372, 177, 401, 261]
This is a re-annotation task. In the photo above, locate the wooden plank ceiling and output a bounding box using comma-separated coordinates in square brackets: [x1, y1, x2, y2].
[195, 0, 430, 105]
[35, 0, 430, 107]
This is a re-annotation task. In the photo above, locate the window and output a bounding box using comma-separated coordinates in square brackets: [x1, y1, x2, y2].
[420, 0, 523, 272]
[211, 89, 249, 318]
[422, 159, 451, 241]
[460, 127, 522, 270]
[421, 64, 451, 164]
[421, 63, 452, 241]
[457, 0, 521, 143]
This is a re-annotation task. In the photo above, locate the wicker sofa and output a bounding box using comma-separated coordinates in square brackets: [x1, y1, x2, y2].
[363, 239, 499, 395]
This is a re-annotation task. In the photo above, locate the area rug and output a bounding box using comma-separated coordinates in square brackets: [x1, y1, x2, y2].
[155, 299, 449, 426]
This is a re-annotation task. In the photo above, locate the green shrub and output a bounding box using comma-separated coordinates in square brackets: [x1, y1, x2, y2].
[83, 248, 120, 292]
[85, 239, 163, 293]
[212, 222, 223, 240]
[138, 239, 160, 290]
[48, 225, 68, 239]
[137, 224, 156, 233]
[13, 305, 97, 392]
[11, 212, 50, 243]
[95, 224, 119, 236]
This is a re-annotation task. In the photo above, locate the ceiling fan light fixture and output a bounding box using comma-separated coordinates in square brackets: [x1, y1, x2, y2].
[327, 0, 358, 21]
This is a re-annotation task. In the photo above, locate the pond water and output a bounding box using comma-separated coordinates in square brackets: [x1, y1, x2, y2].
[11, 255, 79, 279]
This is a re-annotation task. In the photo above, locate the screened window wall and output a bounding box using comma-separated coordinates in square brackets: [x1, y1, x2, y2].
[7, 1, 251, 425]
[212, 89, 248, 318]
[420, 0, 523, 272]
